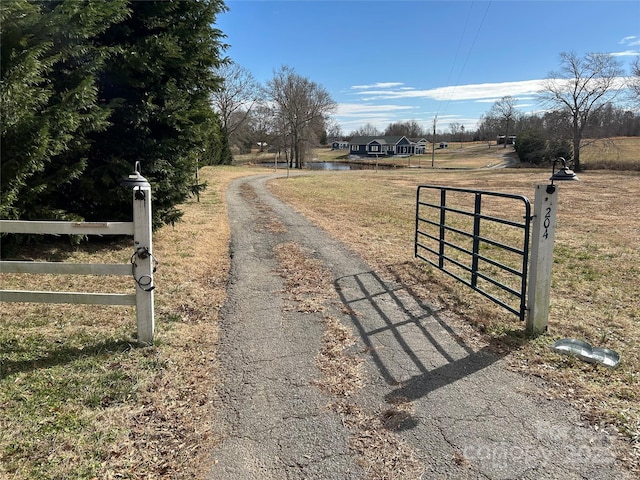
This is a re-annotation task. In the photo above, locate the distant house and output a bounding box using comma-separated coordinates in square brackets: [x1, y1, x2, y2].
[497, 135, 516, 145]
[349, 136, 427, 157]
[409, 137, 428, 154]
[331, 140, 350, 150]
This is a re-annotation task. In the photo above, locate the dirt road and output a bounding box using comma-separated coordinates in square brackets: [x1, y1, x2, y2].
[209, 174, 630, 479]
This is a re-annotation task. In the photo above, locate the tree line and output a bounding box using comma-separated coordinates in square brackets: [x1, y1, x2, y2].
[1, 0, 228, 230]
[220, 52, 640, 174]
[477, 53, 640, 171]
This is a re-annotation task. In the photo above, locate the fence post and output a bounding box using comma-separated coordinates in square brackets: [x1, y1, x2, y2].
[526, 184, 558, 335]
[126, 165, 155, 345]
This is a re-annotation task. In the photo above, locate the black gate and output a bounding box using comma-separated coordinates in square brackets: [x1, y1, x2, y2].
[415, 185, 531, 320]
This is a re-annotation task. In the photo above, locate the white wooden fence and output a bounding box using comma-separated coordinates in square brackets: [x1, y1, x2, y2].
[0, 168, 155, 344]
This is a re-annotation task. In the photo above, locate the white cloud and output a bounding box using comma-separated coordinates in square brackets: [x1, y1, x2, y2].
[336, 103, 416, 117]
[620, 35, 640, 46]
[548, 76, 631, 91]
[335, 75, 632, 135]
[475, 98, 503, 104]
[350, 79, 547, 102]
[351, 82, 405, 90]
[611, 50, 640, 57]
[614, 35, 640, 56]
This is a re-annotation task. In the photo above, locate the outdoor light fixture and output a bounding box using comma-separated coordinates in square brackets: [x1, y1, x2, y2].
[547, 157, 578, 193]
[122, 161, 150, 200]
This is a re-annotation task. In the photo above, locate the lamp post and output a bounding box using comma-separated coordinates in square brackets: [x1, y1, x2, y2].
[526, 158, 578, 335]
[122, 161, 155, 345]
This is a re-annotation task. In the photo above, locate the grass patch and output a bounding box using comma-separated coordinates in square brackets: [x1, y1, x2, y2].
[581, 137, 640, 170]
[269, 164, 640, 470]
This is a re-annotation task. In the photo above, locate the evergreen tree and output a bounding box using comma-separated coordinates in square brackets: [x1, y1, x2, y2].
[73, 0, 228, 227]
[514, 131, 547, 164]
[547, 138, 573, 164]
[2, 0, 228, 229]
[1, 0, 128, 220]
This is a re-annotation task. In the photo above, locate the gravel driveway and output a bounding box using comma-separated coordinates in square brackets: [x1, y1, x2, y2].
[209, 173, 631, 479]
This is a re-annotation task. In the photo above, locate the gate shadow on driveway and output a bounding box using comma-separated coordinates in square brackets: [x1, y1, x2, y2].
[334, 270, 507, 404]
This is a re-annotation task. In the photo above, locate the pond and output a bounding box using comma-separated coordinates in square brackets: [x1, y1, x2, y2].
[261, 161, 394, 171]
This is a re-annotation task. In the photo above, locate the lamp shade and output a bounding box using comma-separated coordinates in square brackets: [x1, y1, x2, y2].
[550, 167, 578, 182]
[122, 161, 150, 189]
[549, 157, 579, 182]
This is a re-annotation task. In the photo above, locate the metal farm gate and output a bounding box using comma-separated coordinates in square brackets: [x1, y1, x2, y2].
[415, 185, 532, 321]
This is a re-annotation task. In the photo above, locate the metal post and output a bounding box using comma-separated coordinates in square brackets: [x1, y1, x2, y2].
[132, 181, 155, 345]
[438, 189, 446, 269]
[431, 115, 437, 168]
[471, 193, 482, 288]
[526, 184, 558, 335]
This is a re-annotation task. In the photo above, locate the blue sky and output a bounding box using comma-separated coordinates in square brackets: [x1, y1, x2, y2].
[216, 0, 640, 135]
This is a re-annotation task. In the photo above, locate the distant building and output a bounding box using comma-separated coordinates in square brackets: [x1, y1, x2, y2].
[348, 136, 427, 157]
[497, 135, 516, 145]
[410, 138, 428, 154]
[331, 140, 350, 150]
[439, 142, 449, 149]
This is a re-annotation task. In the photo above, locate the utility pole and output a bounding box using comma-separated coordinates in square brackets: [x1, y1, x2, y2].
[431, 115, 437, 168]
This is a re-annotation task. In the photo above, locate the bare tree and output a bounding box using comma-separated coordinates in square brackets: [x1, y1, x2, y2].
[629, 56, 640, 106]
[325, 119, 343, 141]
[449, 122, 462, 142]
[448, 122, 467, 146]
[350, 123, 381, 137]
[488, 96, 519, 148]
[540, 51, 624, 171]
[266, 66, 336, 168]
[211, 62, 262, 148]
[476, 114, 501, 141]
[384, 120, 425, 137]
[249, 102, 277, 152]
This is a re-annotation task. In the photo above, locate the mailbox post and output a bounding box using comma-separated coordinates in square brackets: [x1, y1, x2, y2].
[526, 158, 578, 335]
[527, 184, 558, 334]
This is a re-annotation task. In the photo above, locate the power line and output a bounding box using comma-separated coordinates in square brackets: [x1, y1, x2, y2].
[437, 1, 493, 127]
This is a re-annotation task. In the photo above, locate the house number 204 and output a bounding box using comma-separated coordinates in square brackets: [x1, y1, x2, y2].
[543, 207, 552, 239]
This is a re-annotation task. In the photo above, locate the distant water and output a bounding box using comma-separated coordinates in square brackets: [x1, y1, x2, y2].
[261, 161, 392, 171]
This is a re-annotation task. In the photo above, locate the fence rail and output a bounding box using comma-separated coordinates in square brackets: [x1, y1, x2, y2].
[0, 165, 155, 344]
[1, 260, 131, 276]
[0, 220, 134, 236]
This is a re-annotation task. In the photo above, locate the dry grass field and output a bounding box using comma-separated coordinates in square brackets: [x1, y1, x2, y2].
[269, 166, 640, 471]
[1, 137, 638, 477]
[581, 137, 640, 170]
